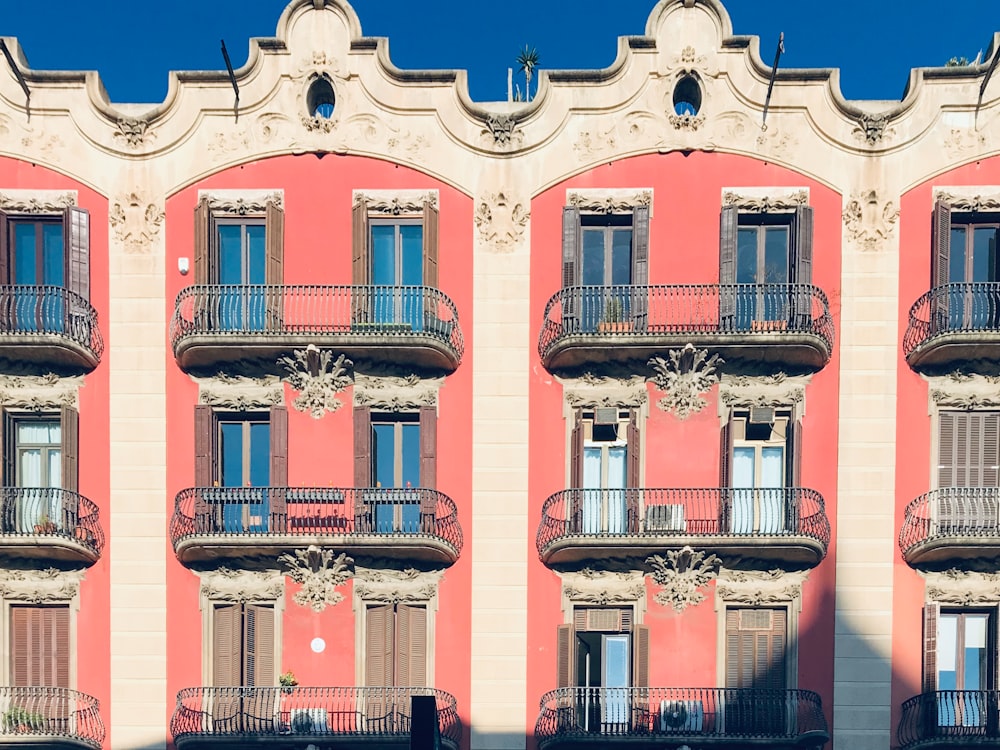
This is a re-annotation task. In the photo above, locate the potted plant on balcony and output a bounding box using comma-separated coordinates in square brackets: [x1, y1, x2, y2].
[3, 706, 42, 733]
[279, 670, 299, 694]
[598, 296, 633, 334]
[33, 514, 57, 534]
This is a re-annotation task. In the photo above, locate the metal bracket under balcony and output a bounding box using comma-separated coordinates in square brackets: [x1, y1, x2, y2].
[900, 488, 1000, 566]
[539, 285, 834, 372]
[0, 287, 103, 372]
[0, 489, 104, 565]
[904, 284, 1000, 370]
[537, 488, 829, 567]
[0, 687, 105, 749]
[171, 686, 460, 750]
[171, 487, 462, 564]
[898, 690, 1000, 749]
[535, 687, 829, 750]
[170, 285, 463, 372]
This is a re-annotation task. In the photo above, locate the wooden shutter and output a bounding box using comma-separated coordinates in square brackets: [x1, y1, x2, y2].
[245, 604, 274, 687]
[923, 603, 939, 693]
[352, 202, 370, 286]
[396, 604, 428, 687]
[719, 206, 738, 321]
[10, 605, 70, 688]
[194, 405, 216, 487]
[570, 410, 583, 487]
[632, 206, 649, 328]
[626, 413, 640, 487]
[725, 608, 787, 690]
[556, 623, 576, 688]
[194, 198, 212, 285]
[720, 418, 733, 485]
[64, 206, 90, 303]
[269, 406, 288, 487]
[633, 624, 649, 688]
[939, 411, 1000, 488]
[60, 405, 79, 494]
[366, 604, 395, 687]
[354, 406, 372, 488]
[0, 408, 7, 487]
[213, 603, 242, 687]
[931, 200, 952, 289]
[423, 200, 439, 289]
[419, 405, 437, 490]
[0, 210, 8, 284]
[791, 205, 814, 286]
[265, 201, 284, 286]
[787, 418, 802, 488]
[562, 207, 581, 289]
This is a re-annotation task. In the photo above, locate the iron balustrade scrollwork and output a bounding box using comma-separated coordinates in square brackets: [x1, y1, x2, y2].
[905, 282, 1000, 357]
[535, 687, 828, 746]
[170, 486, 462, 555]
[0, 686, 105, 748]
[170, 686, 461, 745]
[169, 284, 463, 359]
[899, 487, 1000, 555]
[539, 283, 834, 360]
[536, 487, 829, 557]
[0, 285, 103, 360]
[0, 487, 104, 556]
[898, 690, 1000, 748]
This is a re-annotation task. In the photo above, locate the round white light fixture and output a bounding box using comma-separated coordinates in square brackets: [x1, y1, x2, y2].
[310, 637, 326, 653]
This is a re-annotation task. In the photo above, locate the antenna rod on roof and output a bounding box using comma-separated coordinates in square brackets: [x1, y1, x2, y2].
[976, 43, 1000, 129]
[220, 39, 240, 122]
[0, 39, 30, 120]
[761, 32, 784, 131]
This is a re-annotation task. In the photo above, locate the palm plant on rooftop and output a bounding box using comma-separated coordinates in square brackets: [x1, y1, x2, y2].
[517, 45, 540, 102]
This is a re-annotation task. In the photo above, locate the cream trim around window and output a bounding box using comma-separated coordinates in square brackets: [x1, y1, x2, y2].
[0, 584, 81, 688]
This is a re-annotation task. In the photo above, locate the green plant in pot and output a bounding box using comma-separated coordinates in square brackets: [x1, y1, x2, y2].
[279, 670, 298, 693]
[4, 705, 43, 732]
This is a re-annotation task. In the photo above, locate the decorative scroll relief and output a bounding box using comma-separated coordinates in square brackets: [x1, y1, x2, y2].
[943, 128, 986, 158]
[198, 190, 284, 214]
[722, 188, 808, 213]
[115, 118, 153, 149]
[110, 189, 165, 253]
[648, 345, 722, 420]
[280, 347, 353, 419]
[475, 192, 530, 254]
[353, 373, 442, 411]
[481, 113, 523, 150]
[562, 569, 646, 606]
[280, 546, 354, 612]
[0, 568, 84, 603]
[0, 373, 81, 410]
[0, 191, 76, 213]
[560, 373, 648, 409]
[927, 372, 1000, 410]
[853, 112, 894, 146]
[934, 188, 1000, 213]
[195, 373, 283, 410]
[715, 569, 808, 606]
[718, 373, 808, 409]
[923, 569, 1000, 605]
[646, 546, 721, 613]
[200, 568, 284, 603]
[567, 189, 653, 215]
[842, 189, 899, 251]
[353, 190, 438, 215]
[353, 566, 443, 604]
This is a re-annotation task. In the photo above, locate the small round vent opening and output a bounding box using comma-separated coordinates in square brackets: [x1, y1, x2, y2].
[672, 75, 702, 117]
[307, 77, 336, 119]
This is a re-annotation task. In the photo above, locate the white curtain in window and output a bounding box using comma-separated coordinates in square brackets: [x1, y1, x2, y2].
[732, 447, 755, 534]
[759, 446, 785, 533]
[582, 447, 602, 533]
[607, 446, 627, 534]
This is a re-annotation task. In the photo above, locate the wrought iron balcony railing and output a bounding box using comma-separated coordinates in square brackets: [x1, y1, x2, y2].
[898, 690, 1000, 748]
[170, 284, 463, 368]
[171, 487, 462, 561]
[0, 686, 105, 749]
[0, 285, 103, 367]
[900, 487, 1000, 563]
[537, 488, 829, 562]
[538, 284, 834, 368]
[0, 488, 104, 560]
[535, 687, 828, 747]
[171, 686, 460, 748]
[905, 283, 1000, 365]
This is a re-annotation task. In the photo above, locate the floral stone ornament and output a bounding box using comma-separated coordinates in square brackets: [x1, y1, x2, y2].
[279, 545, 353, 612]
[648, 344, 723, 419]
[279, 346, 353, 418]
[646, 546, 721, 612]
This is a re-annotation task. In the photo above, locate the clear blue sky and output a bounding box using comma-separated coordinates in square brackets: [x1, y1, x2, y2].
[2, 1, 999, 105]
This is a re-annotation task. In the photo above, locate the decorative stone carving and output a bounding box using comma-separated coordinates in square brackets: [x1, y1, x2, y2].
[207, 113, 286, 158]
[0, 373, 81, 410]
[353, 373, 442, 411]
[722, 189, 808, 213]
[0, 568, 84, 603]
[572, 125, 617, 161]
[928, 372, 1000, 410]
[943, 128, 986, 158]
[923, 569, 1000, 605]
[716, 568, 808, 605]
[483, 113, 522, 148]
[853, 112, 892, 146]
[567, 190, 652, 214]
[648, 345, 722, 419]
[279, 346, 353, 418]
[115, 118, 152, 148]
[279, 546, 354, 612]
[934, 190, 1000, 213]
[200, 567, 284, 603]
[646, 546, 721, 612]
[475, 192, 530, 254]
[562, 569, 646, 605]
[353, 567, 443, 604]
[668, 113, 705, 131]
[110, 190, 165, 253]
[302, 114, 337, 133]
[353, 191, 437, 215]
[196, 373, 283, 410]
[0, 191, 76, 213]
[842, 190, 899, 251]
[561, 373, 648, 409]
[718, 373, 808, 408]
[201, 191, 283, 215]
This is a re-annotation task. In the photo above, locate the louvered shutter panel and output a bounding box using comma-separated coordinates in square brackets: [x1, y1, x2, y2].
[366, 604, 395, 687]
[984, 413, 1000, 488]
[194, 198, 211, 285]
[923, 603, 939, 693]
[725, 609, 741, 688]
[10, 606, 29, 685]
[931, 201, 952, 330]
[64, 206, 90, 303]
[632, 206, 649, 328]
[556, 624, 576, 688]
[626, 412, 640, 531]
[570, 410, 583, 487]
[791, 206, 814, 328]
[354, 406, 372, 488]
[939, 412, 957, 488]
[719, 206, 738, 322]
[51, 606, 70, 689]
[0, 408, 7, 487]
[352, 202, 370, 285]
[562, 207, 581, 289]
[269, 405, 288, 522]
[720, 418, 734, 532]
[0, 210, 8, 284]
[419, 405, 437, 490]
[423, 199, 439, 289]
[213, 603, 242, 687]
[265, 201, 284, 286]
[788, 418, 802, 487]
[194, 405, 216, 487]
[632, 624, 649, 688]
[60, 405, 78, 494]
[246, 604, 274, 687]
[396, 604, 427, 687]
[767, 608, 787, 690]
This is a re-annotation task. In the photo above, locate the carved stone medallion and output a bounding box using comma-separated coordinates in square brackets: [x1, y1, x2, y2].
[279, 546, 354, 612]
[646, 546, 721, 612]
[279, 347, 353, 418]
[842, 189, 899, 251]
[648, 345, 722, 419]
[475, 192, 530, 254]
[110, 190, 165, 253]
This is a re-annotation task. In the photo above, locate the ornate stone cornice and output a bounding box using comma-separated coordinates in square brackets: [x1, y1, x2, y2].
[279, 347, 353, 418]
[353, 566, 443, 604]
[718, 373, 808, 408]
[475, 192, 530, 254]
[934, 188, 1000, 213]
[352, 190, 437, 215]
[716, 568, 808, 605]
[562, 569, 646, 605]
[200, 567, 284, 603]
[199, 190, 284, 215]
[0, 373, 81, 411]
[648, 345, 722, 419]
[280, 546, 354, 612]
[923, 569, 1000, 605]
[567, 189, 653, 214]
[842, 189, 899, 251]
[560, 373, 648, 409]
[110, 189, 165, 253]
[353, 373, 441, 411]
[0, 191, 76, 214]
[196, 373, 283, 410]
[927, 372, 1000, 410]
[722, 189, 808, 213]
[0, 568, 84, 603]
[646, 546, 721, 612]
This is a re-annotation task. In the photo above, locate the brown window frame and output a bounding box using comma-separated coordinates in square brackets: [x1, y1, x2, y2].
[10, 603, 71, 688]
[211, 601, 276, 688]
[193, 198, 283, 287]
[2, 407, 79, 493]
[364, 601, 428, 688]
[0, 207, 90, 302]
[352, 199, 439, 289]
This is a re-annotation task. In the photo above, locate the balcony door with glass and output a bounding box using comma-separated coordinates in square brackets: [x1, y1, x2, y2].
[14, 420, 62, 533]
[936, 411, 1000, 534]
[580, 215, 632, 332]
[218, 418, 270, 533]
[216, 220, 266, 331]
[735, 223, 789, 329]
[371, 415, 421, 534]
[573, 410, 638, 536]
[371, 221, 423, 330]
[10, 219, 64, 333]
[725, 607, 787, 735]
[729, 412, 790, 535]
[947, 221, 1000, 331]
[935, 610, 994, 730]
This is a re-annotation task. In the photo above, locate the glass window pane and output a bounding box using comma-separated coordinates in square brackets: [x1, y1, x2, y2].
[372, 423, 395, 487]
[401, 423, 420, 487]
[733, 446, 755, 488]
[19, 449, 42, 488]
[761, 446, 785, 488]
[47, 448, 61, 489]
[610, 229, 632, 285]
[246, 225, 267, 285]
[972, 227, 997, 283]
[607, 446, 627, 489]
[18, 422, 60, 444]
[736, 228, 758, 284]
[764, 227, 789, 284]
[938, 615, 958, 673]
[604, 635, 630, 688]
[371, 225, 397, 285]
[583, 446, 602, 489]
[219, 423, 243, 487]
[400, 225, 423, 286]
[42, 224, 64, 286]
[249, 422, 270, 487]
[950, 227, 967, 284]
[14, 224, 37, 284]
[217, 225, 243, 284]
[581, 230, 606, 286]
